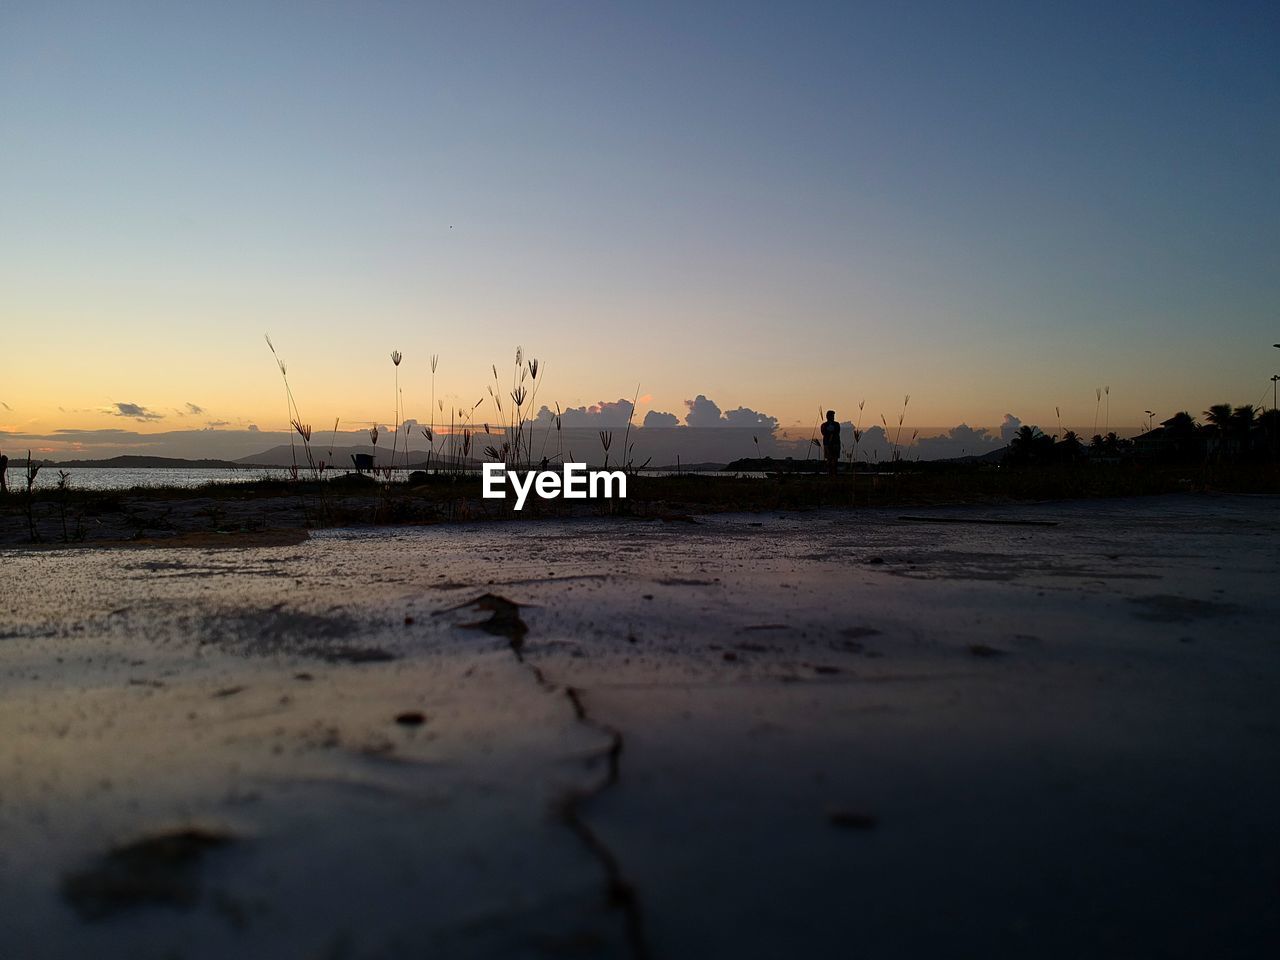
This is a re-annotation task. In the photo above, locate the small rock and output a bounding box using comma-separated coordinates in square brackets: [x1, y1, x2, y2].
[395, 711, 426, 726]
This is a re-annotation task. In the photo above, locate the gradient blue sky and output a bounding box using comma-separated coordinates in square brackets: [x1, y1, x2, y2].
[2, 0, 1277, 443]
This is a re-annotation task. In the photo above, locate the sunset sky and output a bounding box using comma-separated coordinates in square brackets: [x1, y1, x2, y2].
[3, 1, 1278, 452]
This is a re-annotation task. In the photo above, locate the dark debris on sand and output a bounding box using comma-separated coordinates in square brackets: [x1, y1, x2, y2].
[449, 593, 530, 657]
[194, 606, 396, 663]
[62, 827, 237, 921]
[968, 643, 1008, 658]
[827, 810, 878, 830]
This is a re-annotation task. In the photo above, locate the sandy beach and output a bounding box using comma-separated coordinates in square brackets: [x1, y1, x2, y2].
[1, 494, 1277, 958]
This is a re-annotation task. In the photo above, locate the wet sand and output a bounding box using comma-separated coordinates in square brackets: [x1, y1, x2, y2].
[1, 494, 1277, 958]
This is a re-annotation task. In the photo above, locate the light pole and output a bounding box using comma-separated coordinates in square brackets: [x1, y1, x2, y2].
[1145, 410, 1154, 432]
[1274, 343, 1280, 410]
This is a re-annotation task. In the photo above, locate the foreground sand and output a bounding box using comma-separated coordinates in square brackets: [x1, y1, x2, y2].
[1, 494, 1277, 958]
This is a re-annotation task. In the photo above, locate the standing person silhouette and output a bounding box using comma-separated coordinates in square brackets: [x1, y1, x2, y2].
[820, 410, 840, 477]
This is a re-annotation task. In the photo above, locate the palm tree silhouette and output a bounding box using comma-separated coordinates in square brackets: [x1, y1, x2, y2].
[1203, 404, 1233, 462]
[1203, 404, 1233, 435]
[1232, 404, 1256, 433]
[1166, 411, 1197, 438]
[1163, 411, 1200, 462]
[1232, 405, 1257, 460]
[1058, 430, 1084, 462]
[1008, 425, 1053, 464]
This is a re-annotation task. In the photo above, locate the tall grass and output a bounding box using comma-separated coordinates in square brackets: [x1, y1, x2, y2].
[264, 335, 299, 479]
[265, 334, 332, 524]
[891, 394, 911, 463]
[55, 469, 79, 542]
[24, 451, 40, 542]
[619, 384, 641, 472]
[848, 400, 866, 502]
[805, 407, 822, 461]
[326, 418, 341, 474]
[427, 354, 438, 472]
[389, 350, 402, 474]
[485, 347, 543, 470]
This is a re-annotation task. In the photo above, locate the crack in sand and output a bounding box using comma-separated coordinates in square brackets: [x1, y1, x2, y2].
[450, 594, 650, 959]
[557, 686, 648, 960]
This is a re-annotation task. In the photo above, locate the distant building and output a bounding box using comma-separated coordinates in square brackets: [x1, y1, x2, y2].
[1132, 416, 1207, 463]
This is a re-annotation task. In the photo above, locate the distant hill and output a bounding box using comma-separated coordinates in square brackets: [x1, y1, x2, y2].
[934, 446, 1008, 464]
[237, 444, 426, 469]
[42, 455, 249, 469]
[651, 462, 729, 472]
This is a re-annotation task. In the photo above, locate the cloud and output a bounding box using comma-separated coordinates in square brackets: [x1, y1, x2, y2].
[2, 426, 287, 460]
[533, 399, 635, 427]
[683, 395, 722, 428]
[913, 423, 1005, 459]
[721, 406, 779, 432]
[4, 428, 164, 451]
[683, 395, 778, 432]
[1, 401, 10, 411]
[860, 425, 889, 456]
[206, 420, 230, 428]
[53, 428, 134, 437]
[642, 410, 680, 428]
[999, 414, 1022, 441]
[110, 402, 164, 422]
[184, 402, 205, 415]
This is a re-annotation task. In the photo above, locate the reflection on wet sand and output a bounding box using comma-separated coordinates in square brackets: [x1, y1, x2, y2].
[1, 494, 1277, 957]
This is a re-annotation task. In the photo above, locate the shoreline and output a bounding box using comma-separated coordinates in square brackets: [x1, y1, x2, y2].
[1, 463, 1277, 548]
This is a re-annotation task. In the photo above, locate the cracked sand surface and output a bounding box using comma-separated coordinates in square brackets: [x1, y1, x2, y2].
[1, 494, 1278, 957]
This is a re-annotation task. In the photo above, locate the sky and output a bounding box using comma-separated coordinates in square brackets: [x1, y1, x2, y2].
[2, 0, 1278, 455]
